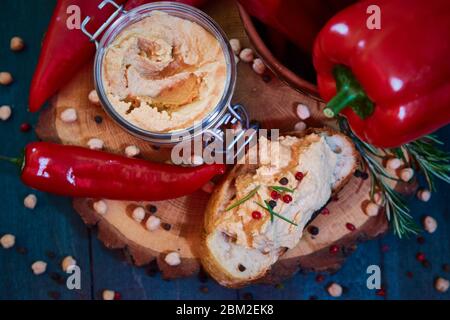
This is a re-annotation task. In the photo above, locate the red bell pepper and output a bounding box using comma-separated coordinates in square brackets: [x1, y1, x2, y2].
[313, 0, 450, 148]
[1, 142, 225, 201]
[29, 0, 207, 112]
[29, 0, 127, 112]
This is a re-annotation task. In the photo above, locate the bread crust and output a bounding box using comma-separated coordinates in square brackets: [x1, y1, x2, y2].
[201, 128, 359, 287]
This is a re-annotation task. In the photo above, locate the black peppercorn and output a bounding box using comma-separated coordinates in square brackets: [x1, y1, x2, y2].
[422, 259, 432, 268]
[147, 204, 157, 213]
[417, 236, 425, 244]
[94, 115, 103, 124]
[442, 263, 450, 273]
[50, 272, 65, 285]
[238, 264, 246, 272]
[279, 177, 289, 185]
[353, 170, 363, 178]
[262, 75, 271, 83]
[242, 292, 253, 300]
[308, 225, 319, 236]
[268, 200, 277, 208]
[48, 291, 61, 300]
[198, 267, 209, 283]
[46, 251, 57, 259]
[146, 260, 159, 277]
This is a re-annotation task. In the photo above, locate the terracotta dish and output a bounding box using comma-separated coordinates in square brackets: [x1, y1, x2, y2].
[237, 3, 320, 99]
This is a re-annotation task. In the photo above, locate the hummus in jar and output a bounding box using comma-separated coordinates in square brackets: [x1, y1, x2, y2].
[101, 11, 227, 132]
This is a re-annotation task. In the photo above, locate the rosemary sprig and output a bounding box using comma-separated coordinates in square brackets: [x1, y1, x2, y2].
[337, 117, 424, 238]
[402, 135, 450, 191]
[269, 186, 295, 193]
[254, 201, 298, 226]
[225, 185, 260, 211]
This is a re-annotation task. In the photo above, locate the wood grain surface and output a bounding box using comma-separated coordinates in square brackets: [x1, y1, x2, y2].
[35, 0, 387, 283]
[0, 0, 449, 300]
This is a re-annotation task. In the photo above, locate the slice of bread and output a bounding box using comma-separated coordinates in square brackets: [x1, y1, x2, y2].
[201, 128, 358, 287]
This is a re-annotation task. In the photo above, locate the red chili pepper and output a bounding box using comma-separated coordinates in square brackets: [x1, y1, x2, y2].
[313, 0, 450, 147]
[1, 142, 225, 201]
[29, 0, 128, 112]
[29, 0, 208, 112]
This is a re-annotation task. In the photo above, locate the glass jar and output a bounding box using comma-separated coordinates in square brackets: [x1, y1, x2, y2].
[82, 0, 256, 149]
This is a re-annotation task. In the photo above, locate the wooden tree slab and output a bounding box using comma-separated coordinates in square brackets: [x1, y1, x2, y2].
[35, 0, 388, 283]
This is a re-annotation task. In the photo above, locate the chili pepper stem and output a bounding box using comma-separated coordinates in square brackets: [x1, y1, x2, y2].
[0, 155, 22, 167]
[324, 86, 358, 118]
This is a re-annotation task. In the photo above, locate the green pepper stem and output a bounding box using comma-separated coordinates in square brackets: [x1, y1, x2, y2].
[0, 155, 22, 167]
[323, 65, 375, 119]
[323, 86, 358, 118]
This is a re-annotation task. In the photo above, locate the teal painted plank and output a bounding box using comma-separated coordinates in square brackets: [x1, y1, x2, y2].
[89, 233, 238, 300]
[0, 0, 92, 300]
[1, 0, 450, 300]
[239, 239, 384, 300]
[380, 126, 450, 300]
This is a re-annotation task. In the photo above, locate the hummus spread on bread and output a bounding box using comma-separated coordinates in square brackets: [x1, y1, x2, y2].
[102, 11, 227, 132]
[213, 133, 349, 271]
[203, 129, 357, 286]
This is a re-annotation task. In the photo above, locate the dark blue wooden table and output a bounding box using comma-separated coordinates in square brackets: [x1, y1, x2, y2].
[0, 0, 449, 300]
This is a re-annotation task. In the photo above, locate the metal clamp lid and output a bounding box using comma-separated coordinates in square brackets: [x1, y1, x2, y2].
[81, 0, 127, 49]
[204, 104, 260, 162]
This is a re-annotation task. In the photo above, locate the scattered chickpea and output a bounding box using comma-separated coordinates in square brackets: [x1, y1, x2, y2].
[24, 193, 37, 209]
[31, 261, 47, 275]
[0, 72, 13, 85]
[132, 207, 146, 223]
[252, 58, 266, 75]
[239, 48, 254, 63]
[229, 38, 241, 55]
[327, 282, 343, 297]
[165, 251, 181, 266]
[146, 216, 161, 231]
[87, 138, 104, 150]
[102, 289, 115, 300]
[93, 200, 108, 215]
[0, 105, 12, 121]
[201, 181, 215, 194]
[435, 277, 449, 293]
[423, 216, 437, 233]
[417, 189, 431, 202]
[386, 158, 402, 170]
[373, 192, 384, 206]
[399, 168, 414, 182]
[10, 36, 25, 51]
[365, 202, 379, 217]
[296, 103, 311, 120]
[60, 108, 77, 123]
[88, 90, 100, 105]
[294, 121, 307, 132]
[0, 234, 15, 249]
[125, 145, 140, 157]
[61, 256, 77, 273]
